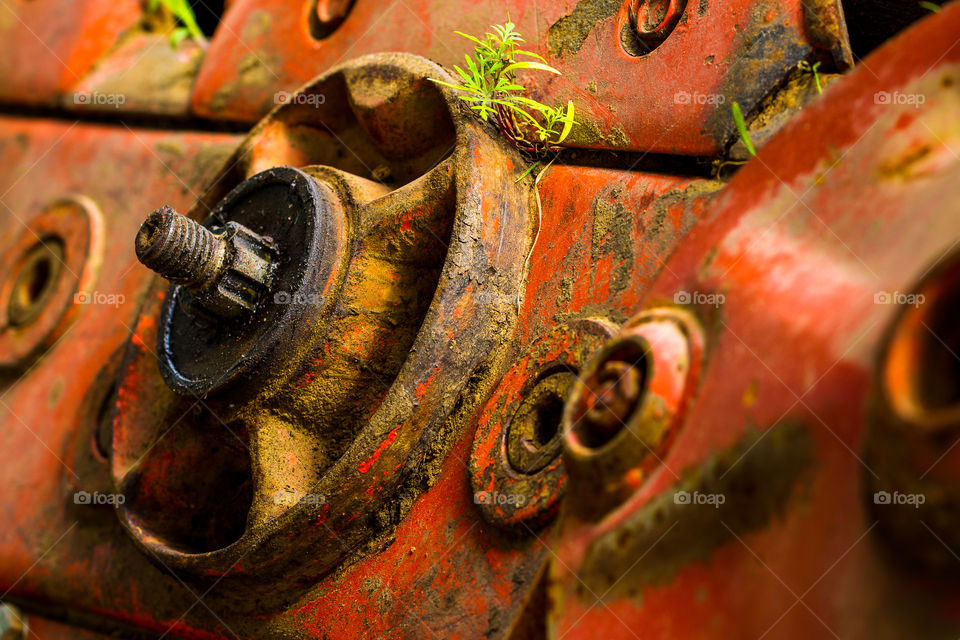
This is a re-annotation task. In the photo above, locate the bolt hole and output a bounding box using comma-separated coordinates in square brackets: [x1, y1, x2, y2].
[637, 0, 670, 31]
[573, 341, 648, 450]
[885, 261, 960, 426]
[534, 393, 564, 447]
[7, 239, 65, 327]
[619, 0, 686, 57]
[507, 371, 576, 474]
[308, 0, 356, 40]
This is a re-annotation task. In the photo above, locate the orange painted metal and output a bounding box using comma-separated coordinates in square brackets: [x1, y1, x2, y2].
[547, 6, 960, 638]
[189, 0, 819, 154]
[0, 0, 141, 106]
[0, 3, 957, 640]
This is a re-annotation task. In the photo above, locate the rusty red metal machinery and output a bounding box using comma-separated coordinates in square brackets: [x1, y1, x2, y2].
[0, 0, 959, 638]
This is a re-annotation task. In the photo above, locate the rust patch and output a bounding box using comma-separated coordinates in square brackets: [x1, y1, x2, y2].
[547, 0, 621, 57]
[877, 144, 934, 181]
[577, 421, 813, 597]
[592, 197, 633, 294]
[706, 4, 811, 147]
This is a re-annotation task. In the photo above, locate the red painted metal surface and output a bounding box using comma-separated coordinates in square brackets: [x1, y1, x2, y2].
[0, 2, 956, 639]
[547, 6, 960, 638]
[189, 0, 820, 154]
[0, 0, 141, 106]
[0, 116, 717, 639]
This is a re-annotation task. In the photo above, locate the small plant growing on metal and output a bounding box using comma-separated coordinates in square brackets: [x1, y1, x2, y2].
[798, 60, 823, 94]
[430, 20, 575, 158]
[149, 0, 206, 47]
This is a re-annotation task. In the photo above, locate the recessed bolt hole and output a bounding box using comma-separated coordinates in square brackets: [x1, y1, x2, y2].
[507, 371, 576, 474]
[915, 298, 960, 412]
[885, 263, 960, 425]
[620, 0, 687, 57]
[7, 239, 65, 327]
[308, 0, 356, 40]
[574, 342, 648, 449]
[638, 0, 669, 30]
[534, 393, 564, 447]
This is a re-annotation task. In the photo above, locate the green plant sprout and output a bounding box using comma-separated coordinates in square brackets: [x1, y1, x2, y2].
[919, 1, 942, 11]
[149, 0, 206, 47]
[435, 19, 577, 314]
[798, 60, 823, 94]
[731, 101, 756, 157]
[430, 20, 575, 157]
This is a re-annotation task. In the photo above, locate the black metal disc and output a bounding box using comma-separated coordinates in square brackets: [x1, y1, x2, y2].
[157, 166, 339, 397]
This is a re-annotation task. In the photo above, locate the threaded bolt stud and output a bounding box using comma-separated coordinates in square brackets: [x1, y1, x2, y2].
[135, 205, 274, 318]
[135, 206, 226, 288]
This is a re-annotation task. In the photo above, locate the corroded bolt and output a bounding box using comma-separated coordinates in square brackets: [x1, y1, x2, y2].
[624, 0, 687, 52]
[136, 206, 225, 288]
[135, 205, 274, 319]
[581, 360, 643, 439]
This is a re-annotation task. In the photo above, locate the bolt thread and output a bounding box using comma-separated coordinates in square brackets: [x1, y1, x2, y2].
[135, 205, 224, 287]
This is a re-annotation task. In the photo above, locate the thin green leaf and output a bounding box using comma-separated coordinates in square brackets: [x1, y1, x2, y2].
[452, 64, 474, 86]
[170, 26, 190, 47]
[153, 0, 205, 44]
[516, 160, 542, 182]
[503, 61, 561, 75]
[798, 60, 823, 94]
[731, 101, 756, 157]
[919, 1, 941, 11]
[557, 101, 575, 143]
[428, 78, 483, 95]
[515, 49, 546, 61]
[504, 95, 558, 114]
[464, 53, 479, 77]
[455, 31, 494, 51]
[488, 99, 542, 126]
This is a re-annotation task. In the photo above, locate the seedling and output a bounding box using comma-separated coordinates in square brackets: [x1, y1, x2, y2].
[149, 0, 206, 47]
[798, 60, 823, 95]
[437, 19, 579, 313]
[731, 101, 756, 157]
[919, 1, 942, 11]
[431, 20, 576, 156]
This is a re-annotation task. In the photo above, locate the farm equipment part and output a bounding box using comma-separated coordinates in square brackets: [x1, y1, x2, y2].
[0, 0, 957, 639]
